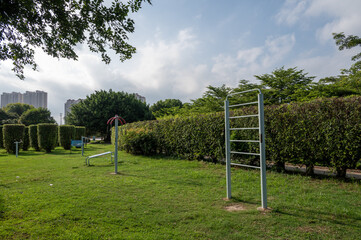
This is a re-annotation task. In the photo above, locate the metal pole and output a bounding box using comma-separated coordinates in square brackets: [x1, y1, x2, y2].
[258, 93, 268, 209]
[225, 99, 232, 199]
[114, 116, 119, 174]
[81, 136, 84, 156]
[15, 142, 19, 158]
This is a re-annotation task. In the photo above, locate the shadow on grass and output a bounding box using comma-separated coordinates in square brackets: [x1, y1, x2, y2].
[274, 206, 361, 228]
[124, 170, 205, 187]
[87, 161, 125, 167]
[10, 144, 107, 157]
[229, 196, 260, 205]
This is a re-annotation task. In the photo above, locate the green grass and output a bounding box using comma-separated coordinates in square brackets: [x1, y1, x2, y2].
[0, 144, 361, 239]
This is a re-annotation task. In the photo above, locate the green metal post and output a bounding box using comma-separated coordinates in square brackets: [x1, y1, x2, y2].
[258, 93, 267, 209]
[81, 136, 85, 156]
[114, 116, 119, 174]
[225, 99, 231, 199]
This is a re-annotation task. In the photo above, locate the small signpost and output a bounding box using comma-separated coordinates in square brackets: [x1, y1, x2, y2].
[14, 141, 21, 158]
[81, 136, 87, 156]
[107, 115, 126, 174]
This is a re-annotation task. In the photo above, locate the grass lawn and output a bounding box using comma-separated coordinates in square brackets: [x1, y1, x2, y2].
[0, 144, 361, 239]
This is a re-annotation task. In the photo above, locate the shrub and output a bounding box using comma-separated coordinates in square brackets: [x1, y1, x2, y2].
[122, 130, 158, 156]
[38, 124, 58, 153]
[58, 125, 75, 150]
[74, 126, 86, 140]
[0, 125, 3, 148]
[115, 96, 361, 178]
[3, 124, 25, 153]
[22, 126, 30, 151]
[29, 125, 40, 151]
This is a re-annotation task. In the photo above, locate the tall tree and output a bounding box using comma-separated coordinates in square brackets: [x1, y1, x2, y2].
[332, 32, 361, 92]
[3, 103, 34, 117]
[19, 108, 56, 126]
[65, 90, 154, 140]
[150, 99, 183, 118]
[191, 84, 233, 112]
[333, 32, 361, 69]
[255, 67, 315, 104]
[0, 0, 151, 79]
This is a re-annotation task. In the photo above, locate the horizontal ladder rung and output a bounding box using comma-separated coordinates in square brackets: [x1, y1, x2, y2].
[230, 151, 260, 156]
[230, 127, 259, 130]
[230, 163, 261, 169]
[230, 114, 258, 119]
[229, 101, 258, 108]
[230, 140, 260, 143]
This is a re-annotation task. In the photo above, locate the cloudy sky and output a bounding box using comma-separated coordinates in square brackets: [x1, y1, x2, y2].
[1, 0, 361, 123]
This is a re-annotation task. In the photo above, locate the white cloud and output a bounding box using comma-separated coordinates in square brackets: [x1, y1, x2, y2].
[115, 28, 208, 98]
[211, 34, 296, 82]
[237, 47, 263, 64]
[291, 48, 358, 80]
[276, 0, 308, 26]
[276, 0, 361, 42]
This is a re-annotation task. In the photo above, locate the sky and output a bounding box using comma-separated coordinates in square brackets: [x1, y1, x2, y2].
[1, 0, 361, 124]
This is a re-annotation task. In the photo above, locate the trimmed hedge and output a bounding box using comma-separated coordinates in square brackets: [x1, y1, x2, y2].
[122, 131, 157, 156]
[75, 126, 86, 140]
[0, 125, 3, 148]
[22, 126, 30, 151]
[58, 125, 75, 150]
[113, 113, 224, 161]
[29, 125, 40, 151]
[113, 96, 361, 178]
[3, 124, 25, 153]
[38, 124, 58, 153]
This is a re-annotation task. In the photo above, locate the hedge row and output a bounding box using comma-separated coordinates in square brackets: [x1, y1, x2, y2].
[1, 124, 86, 153]
[113, 113, 224, 161]
[113, 96, 361, 178]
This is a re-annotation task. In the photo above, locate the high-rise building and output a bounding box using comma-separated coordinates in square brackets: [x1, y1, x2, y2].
[22, 90, 47, 108]
[0, 90, 47, 108]
[134, 93, 146, 103]
[64, 99, 82, 119]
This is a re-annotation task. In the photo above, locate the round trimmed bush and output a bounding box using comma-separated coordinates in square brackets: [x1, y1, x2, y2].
[58, 125, 75, 150]
[29, 125, 40, 151]
[3, 124, 25, 153]
[75, 126, 86, 140]
[22, 126, 30, 151]
[38, 123, 58, 153]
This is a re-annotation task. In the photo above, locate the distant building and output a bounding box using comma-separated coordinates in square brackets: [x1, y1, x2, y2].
[1, 90, 47, 108]
[133, 93, 146, 103]
[64, 99, 82, 119]
[23, 91, 47, 108]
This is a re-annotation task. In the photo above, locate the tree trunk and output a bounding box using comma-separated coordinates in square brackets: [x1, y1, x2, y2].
[305, 164, 314, 176]
[274, 161, 285, 172]
[336, 167, 347, 178]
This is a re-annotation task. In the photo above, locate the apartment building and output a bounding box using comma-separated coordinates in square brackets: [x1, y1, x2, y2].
[1, 90, 47, 108]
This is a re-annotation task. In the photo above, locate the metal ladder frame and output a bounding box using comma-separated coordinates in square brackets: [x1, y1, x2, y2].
[225, 89, 267, 209]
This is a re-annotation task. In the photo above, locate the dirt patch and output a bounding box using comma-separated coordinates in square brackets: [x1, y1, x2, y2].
[225, 204, 247, 212]
[257, 207, 272, 213]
